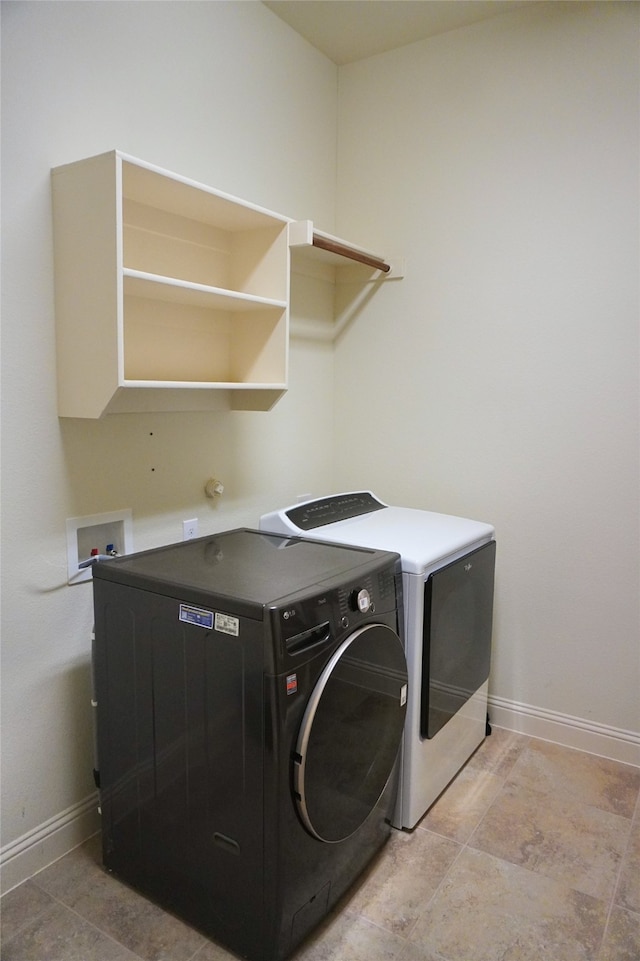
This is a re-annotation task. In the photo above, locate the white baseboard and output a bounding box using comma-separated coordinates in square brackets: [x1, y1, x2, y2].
[488, 695, 640, 768]
[0, 793, 100, 896]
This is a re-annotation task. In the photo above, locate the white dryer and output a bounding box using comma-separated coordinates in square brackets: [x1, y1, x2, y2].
[260, 492, 496, 830]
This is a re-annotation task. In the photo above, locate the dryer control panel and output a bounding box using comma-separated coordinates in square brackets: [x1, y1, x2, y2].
[282, 491, 386, 531]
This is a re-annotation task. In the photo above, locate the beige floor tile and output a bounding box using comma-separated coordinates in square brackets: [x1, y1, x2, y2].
[33, 839, 205, 961]
[507, 741, 640, 818]
[5, 737, 636, 961]
[615, 814, 640, 914]
[345, 828, 460, 936]
[466, 726, 530, 777]
[295, 909, 407, 961]
[396, 942, 450, 961]
[33, 833, 104, 899]
[1, 900, 142, 961]
[418, 765, 504, 843]
[470, 779, 632, 901]
[56, 872, 204, 961]
[0, 879, 56, 945]
[409, 847, 608, 961]
[597, 906, 640, 961]
[191, 937, 239, 960]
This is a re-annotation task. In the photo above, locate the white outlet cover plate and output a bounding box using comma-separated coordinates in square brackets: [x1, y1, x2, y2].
[183, 518, 199, 540]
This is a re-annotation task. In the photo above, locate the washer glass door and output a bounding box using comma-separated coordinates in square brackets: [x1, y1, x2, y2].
[294, 623, 407, 843]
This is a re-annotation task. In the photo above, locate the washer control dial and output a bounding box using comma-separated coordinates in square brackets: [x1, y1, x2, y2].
[350, 587, 372, 613]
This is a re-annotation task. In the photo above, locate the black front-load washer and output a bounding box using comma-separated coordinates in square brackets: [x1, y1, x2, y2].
[92, 528, 407, 961]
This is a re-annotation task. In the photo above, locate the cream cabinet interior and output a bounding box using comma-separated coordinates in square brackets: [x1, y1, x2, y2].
[51, 150, 289, 417]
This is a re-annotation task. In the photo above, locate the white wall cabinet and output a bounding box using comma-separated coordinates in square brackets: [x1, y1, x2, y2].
[51, 150, 290, 417]
[51, 152, 402, 415]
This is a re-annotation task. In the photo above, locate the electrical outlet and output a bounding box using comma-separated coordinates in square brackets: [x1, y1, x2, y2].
[183, 518, 198, 540]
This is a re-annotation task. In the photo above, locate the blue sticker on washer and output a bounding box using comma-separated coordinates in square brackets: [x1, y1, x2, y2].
[179, 604, 214, 630]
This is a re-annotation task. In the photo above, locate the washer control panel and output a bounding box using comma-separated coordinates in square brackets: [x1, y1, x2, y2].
[350, 587, 372, 613]
[272, 560, 400, 667]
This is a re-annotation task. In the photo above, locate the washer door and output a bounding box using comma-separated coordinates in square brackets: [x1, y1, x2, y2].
[294, 623, 407, 843]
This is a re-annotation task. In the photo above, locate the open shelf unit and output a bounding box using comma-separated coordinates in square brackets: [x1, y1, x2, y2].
[51, 150, 289, 417]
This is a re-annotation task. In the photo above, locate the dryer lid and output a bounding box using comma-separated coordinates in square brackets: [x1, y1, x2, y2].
[260, 493, 495, 575]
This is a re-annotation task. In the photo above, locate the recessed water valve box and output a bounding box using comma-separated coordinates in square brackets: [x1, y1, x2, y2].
[66, 509, 133, 584]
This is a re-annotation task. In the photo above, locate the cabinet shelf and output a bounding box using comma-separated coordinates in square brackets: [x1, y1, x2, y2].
[123, 269, 287, 312]
[52, 150, 289, 417]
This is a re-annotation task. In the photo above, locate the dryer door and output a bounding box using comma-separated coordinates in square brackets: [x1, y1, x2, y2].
[294, 623, 407, 843]
[421, 539, 496, 739]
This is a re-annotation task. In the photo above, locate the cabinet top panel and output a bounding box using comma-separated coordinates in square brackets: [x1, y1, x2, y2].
[53, 149, 290, 232]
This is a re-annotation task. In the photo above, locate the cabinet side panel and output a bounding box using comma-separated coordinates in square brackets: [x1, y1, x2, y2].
[230, 309, 288, 385]
[51, 152, 120, 417]
[231, 225, 289, 300]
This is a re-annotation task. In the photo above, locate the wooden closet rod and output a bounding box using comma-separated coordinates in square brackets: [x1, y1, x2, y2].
[312, 234, 391, 273]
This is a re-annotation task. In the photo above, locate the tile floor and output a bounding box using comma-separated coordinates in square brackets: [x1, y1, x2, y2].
[2, 730, 639, 961]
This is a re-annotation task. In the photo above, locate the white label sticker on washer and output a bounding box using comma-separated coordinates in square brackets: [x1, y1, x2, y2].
[400, 684, 407, 707]
[179, 604, 214, 630]
[214, 612, 240, 637]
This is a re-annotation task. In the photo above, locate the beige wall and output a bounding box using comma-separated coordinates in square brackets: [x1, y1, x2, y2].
[1, 0, 337, 889]
[334, 4, 639, 734]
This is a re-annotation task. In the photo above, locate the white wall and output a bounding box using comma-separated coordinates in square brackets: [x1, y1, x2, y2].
[1, 0, 337, 891]
[334, 4, 639, 741]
